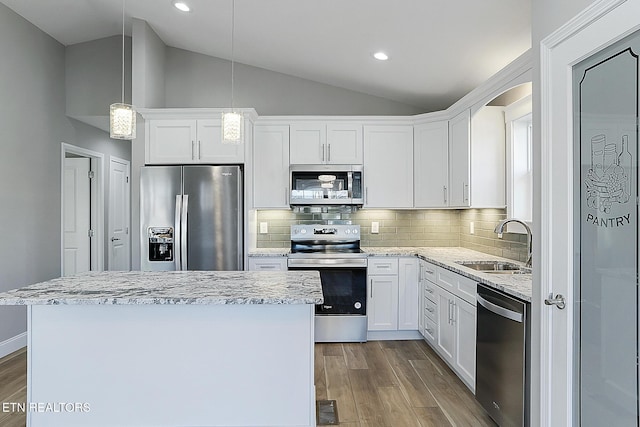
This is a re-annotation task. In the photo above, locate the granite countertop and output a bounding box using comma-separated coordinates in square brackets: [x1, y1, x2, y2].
[250, 246, 532, 302]
[0, 271, 323, 306]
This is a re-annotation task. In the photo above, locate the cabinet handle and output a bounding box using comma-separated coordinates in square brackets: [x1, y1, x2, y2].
[191, 141, 196, 160]
[198, 140, 201, 159]
[322, 144, 325, 162]
[448, 300, 453, 325]
[259, 265, 277, 270]
[285, 187, 289, 205]
[427, 307, 434, 313]
[328, 143, 331, 162]
[370, 278, 373, 298]
[426, 287, 433, 294]
[426, 269, 434, 274]
[365, 187, 369, 204]
[451, 301, 456, 325]
[443, 186, 447, 203]
[463, 183, 469, 203]
[426, 327, 433, 335]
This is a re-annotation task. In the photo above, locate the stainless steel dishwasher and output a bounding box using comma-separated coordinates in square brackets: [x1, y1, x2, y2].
[476, 284, 530, 427]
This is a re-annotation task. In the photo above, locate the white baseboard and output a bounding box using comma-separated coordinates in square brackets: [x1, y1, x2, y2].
[367, 330, 422, 341]
[0, 332, 27, 359]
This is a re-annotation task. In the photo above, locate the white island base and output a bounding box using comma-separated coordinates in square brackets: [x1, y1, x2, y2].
[26, 303, 315, 427]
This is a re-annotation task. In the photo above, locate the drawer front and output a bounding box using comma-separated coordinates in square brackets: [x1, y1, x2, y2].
[248, 258, 287, 271]
[423, 261, 438, 283]
[456, 274, 477, 305]
[424, 282, 437, 301]
[436, 267, 456, 293]
[425, 297, 437, 322]
[424, 317, 437, 344]
[368, 258, 399, 275]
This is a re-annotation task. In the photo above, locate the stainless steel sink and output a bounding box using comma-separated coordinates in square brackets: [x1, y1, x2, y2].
[455, 261, 531, 275]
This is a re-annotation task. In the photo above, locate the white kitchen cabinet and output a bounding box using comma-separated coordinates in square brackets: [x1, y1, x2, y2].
[363, 125, 414, 208]
[449, 109, 471, 207]
[454, 297, 476, 390]
[147, 118, 244, 164]
[470, 106, 506, 208]
[398, 258, 419, 330]
[414, 121, 449, 208]
[289, 122, 362, 164]
[367, 258, 399, 331]
[247, 257, 287, 271]
[253, 125, 290, 208]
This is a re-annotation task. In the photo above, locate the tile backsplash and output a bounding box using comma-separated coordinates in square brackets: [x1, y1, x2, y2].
[255, 208, 529, 262]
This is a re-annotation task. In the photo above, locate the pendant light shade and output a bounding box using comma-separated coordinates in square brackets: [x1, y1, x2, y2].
[222, 111, 243, 143]
[109, 0, 136, 141]
[110, 103, 136, 139]
[221, 0, 243, 144]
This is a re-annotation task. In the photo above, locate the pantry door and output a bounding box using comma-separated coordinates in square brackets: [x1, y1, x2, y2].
[540, 0, 640, 425]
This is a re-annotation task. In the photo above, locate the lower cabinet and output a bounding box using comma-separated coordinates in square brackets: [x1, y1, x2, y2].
[421, 261, 476, 393]
[367, 257, 418, 332]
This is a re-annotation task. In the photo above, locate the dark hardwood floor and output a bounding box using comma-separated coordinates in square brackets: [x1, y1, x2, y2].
[0, 340, 494, 427]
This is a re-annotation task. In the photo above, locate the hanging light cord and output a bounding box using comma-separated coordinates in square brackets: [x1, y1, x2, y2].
[230, 0, 235, 110]
[121, 0, 125, 104]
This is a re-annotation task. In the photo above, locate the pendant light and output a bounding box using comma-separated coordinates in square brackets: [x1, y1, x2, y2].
[221, 0, 243, 144]
[110, 0, 136, 140]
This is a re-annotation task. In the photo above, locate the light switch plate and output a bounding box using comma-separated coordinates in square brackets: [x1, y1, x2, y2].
[259, 222, 268, 234]
[371, 222, 379, 234]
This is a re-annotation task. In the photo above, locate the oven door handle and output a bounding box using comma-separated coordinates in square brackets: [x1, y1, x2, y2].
[287, 258, 368, 268]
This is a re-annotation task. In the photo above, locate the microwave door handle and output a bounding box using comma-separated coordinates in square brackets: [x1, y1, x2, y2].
[174, 195, 182, 270]
[181, 194, 189, 270]
[347, 171, 353, 198]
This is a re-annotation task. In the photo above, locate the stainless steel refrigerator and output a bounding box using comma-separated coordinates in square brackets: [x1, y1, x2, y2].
[140, 165, 243, 271]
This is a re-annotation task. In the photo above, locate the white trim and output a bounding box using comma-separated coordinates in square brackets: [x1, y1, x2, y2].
[367, 330, 423, 341]
[0, 332, 27, 359]
[61, 143, 105, 274]
[539, 0, 640, 425]
[108, 156, 131, 271]
[138, 107, 259, 122]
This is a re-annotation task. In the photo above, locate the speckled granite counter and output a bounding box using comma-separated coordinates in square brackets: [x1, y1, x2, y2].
[364, 247, 532, 302]
[250, 246, 532, 302]
[0, 270, 323, 306]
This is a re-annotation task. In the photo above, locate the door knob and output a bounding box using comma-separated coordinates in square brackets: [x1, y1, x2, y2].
[544, 294, 566, 310]
[111, 237, 121, 242]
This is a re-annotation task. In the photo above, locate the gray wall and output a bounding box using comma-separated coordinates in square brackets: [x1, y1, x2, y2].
[164, 47, 425, 116]
[0, 3, 131, 347]
[132, 19, 165, 109]
[66, 35, 131, 125]
[531, 0, 593, 424]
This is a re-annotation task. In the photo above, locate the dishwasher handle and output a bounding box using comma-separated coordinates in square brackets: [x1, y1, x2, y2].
[477, 293, 523, 323]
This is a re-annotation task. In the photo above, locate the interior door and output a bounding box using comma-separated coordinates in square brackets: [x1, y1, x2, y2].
[109, 157, 131, 271]
[63, 157, 91, 276]
[573, 31, 639, 427]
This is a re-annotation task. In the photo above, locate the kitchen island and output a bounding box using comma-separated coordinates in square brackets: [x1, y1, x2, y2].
[0, 270, 323, 427]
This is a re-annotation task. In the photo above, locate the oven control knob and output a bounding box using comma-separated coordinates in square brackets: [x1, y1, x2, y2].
[354, 301, 362, 309]
[292, 228, 298, 235]
[345, 229, 351, 234]
[352, 228, 358, 234]
[300, 229, 307, 234]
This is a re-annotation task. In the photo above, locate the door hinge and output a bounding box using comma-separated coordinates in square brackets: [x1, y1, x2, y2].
[88, 170, 95, 179]
[88, 229, 95, 238]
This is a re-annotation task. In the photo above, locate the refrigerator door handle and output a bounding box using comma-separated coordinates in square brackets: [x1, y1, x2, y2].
[181, 194, 189, 270]
[174, 195, 182, 270]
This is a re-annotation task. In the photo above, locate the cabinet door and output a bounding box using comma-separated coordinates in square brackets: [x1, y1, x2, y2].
[289, 123, 325, 164]
[326, 123, 363, 164]
[414, 121, 449, 207]
[449, 109, 471, 207]
[434, 286, 455, 363]
[398, 258, 419, 330]
[363, 125, 414, 208]
[253, 125, 290, 208]
[367, 275, 399, 331]
[454, 297, 476, 391]
[247, 257, 287, 271]
[470, 106, 505, 208]
[418, 262, 426, 336]
[198, 119, 245, 164]
[148, 119, 197, 164]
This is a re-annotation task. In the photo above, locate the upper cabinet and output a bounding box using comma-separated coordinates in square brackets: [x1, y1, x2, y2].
[364, 125, 414, 208]
[253, 125, 290, 209]
[289, 122, 363, 164]
[414, 120, 449, 208]
[146, 118, 245, 165]
[448, 110, 471, 207]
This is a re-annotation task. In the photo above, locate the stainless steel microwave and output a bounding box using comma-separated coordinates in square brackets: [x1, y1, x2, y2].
[289, 164, 363, 206]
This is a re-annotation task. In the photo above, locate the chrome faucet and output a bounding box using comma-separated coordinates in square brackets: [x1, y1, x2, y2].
[494, 218, 532, 267]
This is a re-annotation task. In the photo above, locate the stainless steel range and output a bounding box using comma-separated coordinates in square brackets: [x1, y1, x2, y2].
[287, 224, 367, 342]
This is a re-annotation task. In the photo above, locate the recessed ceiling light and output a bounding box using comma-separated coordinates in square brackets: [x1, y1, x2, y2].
[373, 52, 389, 61]
[173, 1, 191, 12]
